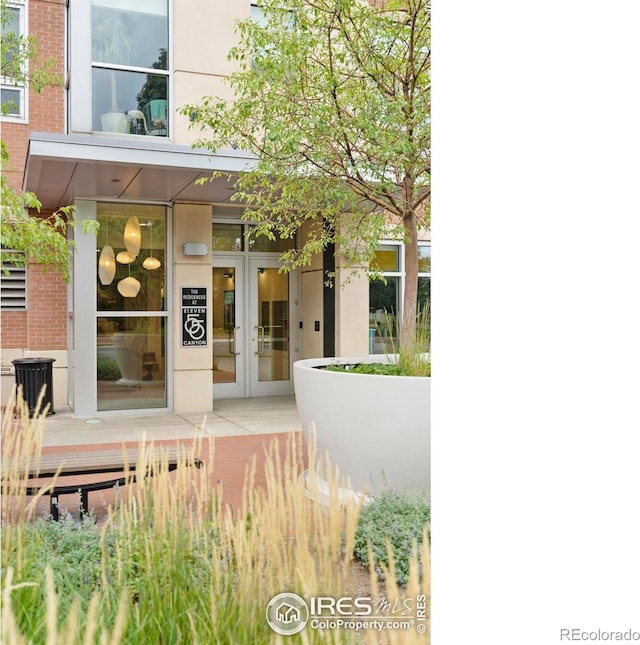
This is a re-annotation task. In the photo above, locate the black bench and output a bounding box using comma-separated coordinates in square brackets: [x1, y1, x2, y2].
[24, 447, 203, 520]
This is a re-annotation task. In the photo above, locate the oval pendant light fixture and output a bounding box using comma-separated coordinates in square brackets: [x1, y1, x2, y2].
[98, 245, 116, 285]
[117, 276, 141, 298]
[142, 255, 161, 270]
[123, 216, 141, 256]
[116, 250, 137, 264]
[117, 256, 141, 298]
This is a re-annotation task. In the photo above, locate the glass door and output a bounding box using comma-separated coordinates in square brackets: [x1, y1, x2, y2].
[212, 259, 244, 398]
[249, 258, 295, 396]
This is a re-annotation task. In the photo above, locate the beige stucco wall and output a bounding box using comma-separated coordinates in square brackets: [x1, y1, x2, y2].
[334, 269, 370, 357]
[172, 0, 248, 147]
[172, 203, 213, 412]
[301, 271, 324, 358]
[173, 1, 248, 76]
[172, 74, 237, 147]
[299, 223, 325, 358]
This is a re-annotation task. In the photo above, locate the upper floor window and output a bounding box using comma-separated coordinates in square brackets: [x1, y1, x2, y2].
[1, 1, 27, 121]
[91, 0, 169, 137]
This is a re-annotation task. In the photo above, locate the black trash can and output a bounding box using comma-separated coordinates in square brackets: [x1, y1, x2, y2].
[12, 358, 56, 416]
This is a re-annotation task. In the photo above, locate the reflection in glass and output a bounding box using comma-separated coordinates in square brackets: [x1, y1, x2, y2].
[369, 277, 399, 354]
[91, 1, 168, 69]
[91, 0, 168, 136]
[96, 204, 167, 411]
[92, 68, 168, 136]
[418, 245, 431, 272]
[96, 204, 166, 313]
[1, 88, 21, 116]
[371, 245, 400, 272]
[418, 276, 431, 310]
[248, 226, 295, 253]
[97, 316, 166, 411]
[212, 268, 238, 384]
[257, 268, 289, 381]
[212, 224, 243, 252]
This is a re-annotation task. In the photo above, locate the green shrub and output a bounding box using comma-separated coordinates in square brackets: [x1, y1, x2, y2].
[4, 513, 103, 631]
[353, 490, 430, 587]
[97, 356, 121, 381]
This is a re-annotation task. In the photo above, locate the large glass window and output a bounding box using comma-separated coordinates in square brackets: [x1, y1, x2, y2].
[96, 204, 167, 411]
[369, 242, 430, 354]
[91, 0, 169, 136]
[1, 2, 26, 121]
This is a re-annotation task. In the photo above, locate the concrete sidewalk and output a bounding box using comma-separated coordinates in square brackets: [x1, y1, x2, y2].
[40, 395, 302, 447]
[12, 395, 306, 520]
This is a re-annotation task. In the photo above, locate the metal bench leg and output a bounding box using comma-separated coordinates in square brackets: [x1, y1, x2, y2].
[50, 494, 59, 521]
[80, 488, 89, 519]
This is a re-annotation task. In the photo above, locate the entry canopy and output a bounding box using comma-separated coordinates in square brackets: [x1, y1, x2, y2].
[23, 132, 257, 210]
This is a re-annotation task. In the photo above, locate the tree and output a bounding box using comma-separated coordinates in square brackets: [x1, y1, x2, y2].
[1, 0, 95, 282]
[184, 0, 430, 348]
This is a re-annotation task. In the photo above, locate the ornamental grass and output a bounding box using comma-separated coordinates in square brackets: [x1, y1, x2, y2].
[1, 390, 429, 644]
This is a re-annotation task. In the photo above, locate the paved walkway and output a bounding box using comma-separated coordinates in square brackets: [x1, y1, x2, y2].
[41, 395, 301, 446]
[12, 396, 307, 521]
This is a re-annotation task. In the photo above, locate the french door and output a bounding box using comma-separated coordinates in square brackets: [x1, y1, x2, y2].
[212, 258, 244, 398]
[212, 257, 296, 398]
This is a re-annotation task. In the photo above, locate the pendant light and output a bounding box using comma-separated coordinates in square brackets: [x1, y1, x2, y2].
[98, 219, 116, 285]
[117, 261, 140, 298]
[98, 245, 116, 285]
[142, 254, 161, 270]
[116, 250, 136, 264]
[123, 216, 141, 256]
[141, 219, 161, 270]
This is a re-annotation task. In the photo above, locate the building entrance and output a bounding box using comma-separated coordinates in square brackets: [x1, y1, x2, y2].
[212, 256, 298, 398]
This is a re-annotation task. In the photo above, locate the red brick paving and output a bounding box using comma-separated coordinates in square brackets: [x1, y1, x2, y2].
[26, 432, 308, 522]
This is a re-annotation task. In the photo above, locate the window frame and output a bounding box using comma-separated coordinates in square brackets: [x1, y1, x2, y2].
[368, 240, 431, 354]
[1, 0, 28, 123]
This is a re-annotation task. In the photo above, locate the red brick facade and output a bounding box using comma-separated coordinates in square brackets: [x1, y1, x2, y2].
[1, 0, 68, 354]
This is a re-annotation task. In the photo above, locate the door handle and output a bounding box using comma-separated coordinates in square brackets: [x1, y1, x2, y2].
[229, 326, 240, 355]
[255, 325, 265, 354]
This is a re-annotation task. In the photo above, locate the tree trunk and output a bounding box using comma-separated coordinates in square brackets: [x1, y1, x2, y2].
[402, 208, 419, 352]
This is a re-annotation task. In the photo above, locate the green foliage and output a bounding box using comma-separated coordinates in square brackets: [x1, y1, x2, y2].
[2, 409, 427, 643]
[183, 0, 430, 341]
[3, 514, 104, 636]
[1, 2, 98, 282]
[324, 361, 412, 376]
[1, 0, 61, 102]
[3, 513, 272, 643]
[354, 490, 430, 587]
[96, 356, 121, 381]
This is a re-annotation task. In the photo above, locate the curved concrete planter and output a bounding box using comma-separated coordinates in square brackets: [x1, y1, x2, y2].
[293, 356, 430, 496]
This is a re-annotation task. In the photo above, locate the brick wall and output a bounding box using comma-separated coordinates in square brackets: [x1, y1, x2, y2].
[1, 312, 28, 348]
[1, 1, 68, 355]
[26, 263, 67, 350]
[29, 0, 66, 134]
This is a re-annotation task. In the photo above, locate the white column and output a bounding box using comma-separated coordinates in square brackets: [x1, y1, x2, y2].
[71, 200, 98, 416]
[68, 1, 92, 133]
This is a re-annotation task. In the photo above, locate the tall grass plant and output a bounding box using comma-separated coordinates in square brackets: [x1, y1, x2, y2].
[1, 391, 430, 643]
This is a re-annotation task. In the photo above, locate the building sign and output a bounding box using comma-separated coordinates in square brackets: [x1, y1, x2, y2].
[181, 287, 207, 347]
